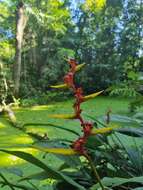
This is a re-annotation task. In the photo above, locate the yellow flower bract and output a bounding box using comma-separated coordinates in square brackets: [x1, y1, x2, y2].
[48, 113, 76, 119]
[75, 63, 86, 72]
[50, 83, 68, 89]
[32, 146, 77, 155]
[91, 127, 114, 135]
[83, 90, 104, 101]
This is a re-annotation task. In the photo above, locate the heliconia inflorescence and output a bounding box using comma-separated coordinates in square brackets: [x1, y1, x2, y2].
[51, 58, 107, 155]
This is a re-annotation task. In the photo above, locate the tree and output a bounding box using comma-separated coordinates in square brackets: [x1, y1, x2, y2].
[18, 0, 73, 96]
[13, 1, 27, 97]
[73, 0, 123, 91]
[119, 0, 143, 73]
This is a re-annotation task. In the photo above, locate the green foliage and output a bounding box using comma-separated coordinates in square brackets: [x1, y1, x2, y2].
[0, 0, 143, 189]
[1, 95, 143, 189]
[0, 1, 15, 62]
[0, 61, 14, 104]
[0, 41, 14, 61]
[1, 0, 142, 98]
[110, 63, 143, 112]
[21, 91, 70, 107]
[110, 83, 139, 97]
[2, 109, 143, 189]
[91, 176, 143, 189]
[83, 0, 106, 13]
[129, 96, 143, 112]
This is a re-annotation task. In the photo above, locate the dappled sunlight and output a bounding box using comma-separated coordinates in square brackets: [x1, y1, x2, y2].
[26, 125, 63, 139]
[0, 154, 20, 167]
[12, 105, 55, 113]
[8, 155, 23, 166]
[0, 115, 36, 166]
[84, 0, 106, 12]
[0, 122, 6, 128]
[0, 148, 38, 167]
[11, 135, 34, 144]
[26, 126, 48, 134]
[30, 105, 55, 111]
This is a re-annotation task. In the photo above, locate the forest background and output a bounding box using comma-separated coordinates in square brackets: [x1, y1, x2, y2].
[0, 0, 143, 104]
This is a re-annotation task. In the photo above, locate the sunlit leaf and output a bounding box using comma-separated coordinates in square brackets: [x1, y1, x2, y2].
[84, 0, 106, 13]
[0, 149, 85, 190]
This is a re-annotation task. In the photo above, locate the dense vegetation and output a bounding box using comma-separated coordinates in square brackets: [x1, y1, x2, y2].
[0, 0, 142, 98]
[0, 0, 143, 190]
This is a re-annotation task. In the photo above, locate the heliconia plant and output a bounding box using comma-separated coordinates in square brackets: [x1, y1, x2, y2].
[48, 58, 115, 190]
[50, 58, 114, 152]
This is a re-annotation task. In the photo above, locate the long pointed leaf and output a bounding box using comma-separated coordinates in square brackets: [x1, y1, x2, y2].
[0, 149, 85, 190]
[23, 123, 80, 136]
[91, 176, 143, 189]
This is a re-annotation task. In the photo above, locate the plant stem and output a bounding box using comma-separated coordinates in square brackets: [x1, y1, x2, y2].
[85, 154, 105, 190]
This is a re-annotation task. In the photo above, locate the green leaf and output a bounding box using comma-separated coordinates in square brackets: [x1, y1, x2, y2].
[0, 167, 23, 177]
[91, 176, 143, 189]
[0, 172, 34, 190]
[0, 149, 85, 190]
[115, 127, 143, 137]
[19, 171, 53, 181]
[32, 140, 82, 168]
[23, 123, 80, 136]
[86, 135, 108, 148]
[125, 147, 142, 172]
[127, 71, 138, 80]
[109, 115, 140, 127]
[0, 149, 60, 179]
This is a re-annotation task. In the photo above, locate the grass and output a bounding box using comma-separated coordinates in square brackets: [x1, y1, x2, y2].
[0, 96, 130, 165]
[15, 96, 130, 139]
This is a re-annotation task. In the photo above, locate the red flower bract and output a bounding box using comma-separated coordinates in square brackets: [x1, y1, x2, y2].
[83, 122, 93, 137]
[63, 58, 94, 155]
[72, 137, 87, 155]
[64, 72, 74, 88]
[68, 58, 77, 72]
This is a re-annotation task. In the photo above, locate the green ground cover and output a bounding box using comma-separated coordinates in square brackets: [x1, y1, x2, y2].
[0, 96, 130, 166]
[0, 96, 138, 189]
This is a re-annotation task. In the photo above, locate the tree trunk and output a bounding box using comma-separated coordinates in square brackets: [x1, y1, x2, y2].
[13, 1, 27, 97]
